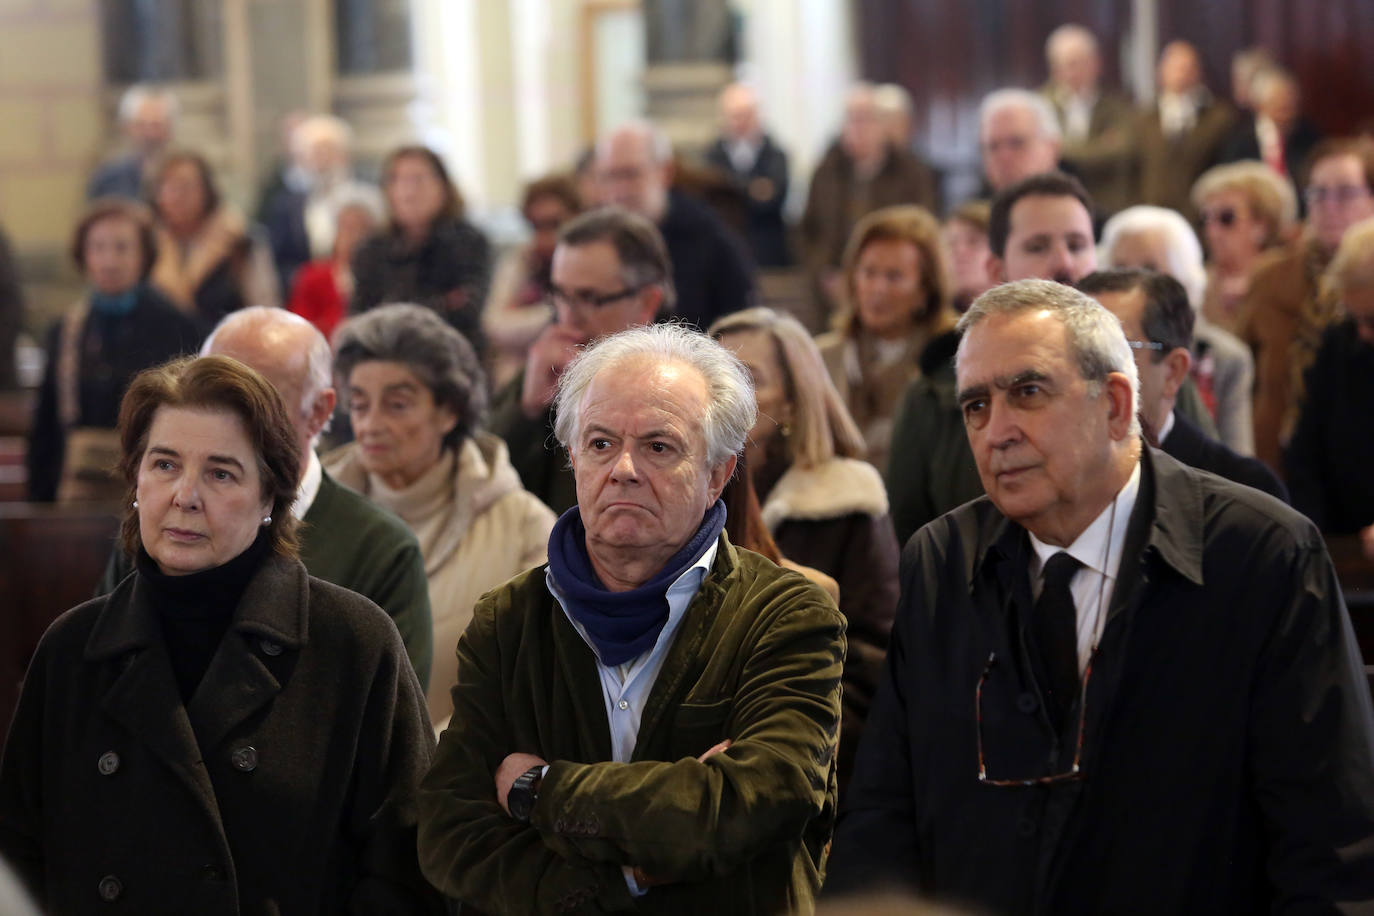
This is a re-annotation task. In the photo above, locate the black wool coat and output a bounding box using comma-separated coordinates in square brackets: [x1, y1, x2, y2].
[0, 554, 446, 915]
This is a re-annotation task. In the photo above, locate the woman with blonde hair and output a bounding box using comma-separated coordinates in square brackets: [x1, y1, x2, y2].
[1191, 160, 1298, 333]
[710, 306, 899, 791]
[817, 204, 956, 473]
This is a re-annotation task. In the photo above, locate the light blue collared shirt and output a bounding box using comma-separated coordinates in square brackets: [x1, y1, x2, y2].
[545, 539, 719, 896]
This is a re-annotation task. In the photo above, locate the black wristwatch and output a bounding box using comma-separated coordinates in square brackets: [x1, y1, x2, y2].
[508, 765, 544, 823]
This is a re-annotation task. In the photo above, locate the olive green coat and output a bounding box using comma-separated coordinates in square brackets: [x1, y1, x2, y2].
[418, 535, 845, 915]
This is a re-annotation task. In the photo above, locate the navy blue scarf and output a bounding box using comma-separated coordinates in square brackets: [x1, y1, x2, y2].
[547, 500, 727, 666]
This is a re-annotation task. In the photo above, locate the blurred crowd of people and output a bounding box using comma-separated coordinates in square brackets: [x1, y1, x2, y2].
[1, 19, 1373, 915]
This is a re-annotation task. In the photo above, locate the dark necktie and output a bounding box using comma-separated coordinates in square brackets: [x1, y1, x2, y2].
[1035, 552, 1082, 728]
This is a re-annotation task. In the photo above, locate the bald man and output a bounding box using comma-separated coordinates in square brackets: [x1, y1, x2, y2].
[595, 121, 755, 328]
[98, 307, 434, 689]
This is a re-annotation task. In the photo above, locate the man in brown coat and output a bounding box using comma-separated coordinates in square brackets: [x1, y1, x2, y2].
[1137, 41, 1236, 222]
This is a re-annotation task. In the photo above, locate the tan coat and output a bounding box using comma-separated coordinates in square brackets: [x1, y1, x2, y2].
[325, 433, 555, 729]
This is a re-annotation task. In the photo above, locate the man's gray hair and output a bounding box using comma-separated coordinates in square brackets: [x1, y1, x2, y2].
[553, 323, 756, 469]
[1099, 205, 1207, 310]
[202, 306, 332, 415]
[956, 279, 1140, 438]
[979, 88, 1062, 143]
[117, 84, 179, 125]
[597, 120, 673, 166]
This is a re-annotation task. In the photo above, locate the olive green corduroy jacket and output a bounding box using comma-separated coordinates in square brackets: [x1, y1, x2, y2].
[418, 534, 846, 915]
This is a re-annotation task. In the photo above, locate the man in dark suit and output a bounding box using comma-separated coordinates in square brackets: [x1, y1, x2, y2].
[1079, 268, 1286, 501]
[827, 278, 1374, 913]
[596, 121, 755, 330]
[1220, 67, 1322, 207]
[704, 83, 791, 267]
[1137, 41, 1236, 222]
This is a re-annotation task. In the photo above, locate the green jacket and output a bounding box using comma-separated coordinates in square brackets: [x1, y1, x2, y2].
[418, 534, 845, 914]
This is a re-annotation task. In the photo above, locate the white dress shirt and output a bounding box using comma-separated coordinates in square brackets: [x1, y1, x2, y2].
[1028, 461, 1141, 673]
[290, 448, 324, 521]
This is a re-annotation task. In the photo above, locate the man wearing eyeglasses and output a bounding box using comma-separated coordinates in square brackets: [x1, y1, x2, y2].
[1078, 268, 1285, 501]
[488, 207, 674, 513]
[827, 278, 1374, 913]
[1241, 137, 1374, 473]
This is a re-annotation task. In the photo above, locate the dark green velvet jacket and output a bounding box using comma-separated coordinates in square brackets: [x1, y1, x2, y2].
[418, 534, 845, 914]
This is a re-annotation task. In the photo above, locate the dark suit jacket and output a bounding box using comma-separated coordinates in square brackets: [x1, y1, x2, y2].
[1161, 410, 1288, 502]
[1220, 115, 1323, 210]
[658, 189, 756, 330]
[704, 134, 792, 267]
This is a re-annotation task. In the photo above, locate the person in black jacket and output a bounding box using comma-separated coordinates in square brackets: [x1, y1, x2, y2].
[351, 145, 491, 352]
[704, 83, 791, 267]
[1286, 216, 1374, 555]
[826, 279, 1374, 913]
[595, 121, 754, 329]
[28, 198, 201, 502]
[1078, 268, 1286, 501]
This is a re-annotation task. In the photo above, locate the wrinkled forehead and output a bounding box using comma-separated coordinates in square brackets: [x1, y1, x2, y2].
[578, 358, 708, 430]
[956, 310, 1073, 385]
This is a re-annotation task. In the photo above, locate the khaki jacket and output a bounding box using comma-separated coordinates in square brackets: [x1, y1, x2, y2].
[418, 534, 845, 914]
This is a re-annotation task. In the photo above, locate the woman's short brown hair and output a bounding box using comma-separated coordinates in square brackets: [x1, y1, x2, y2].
[147, 150, 221, 223]
[1190, 160, 1297, 249]
[70, 197, 159, 280]
[116, 355, 301, 559]
[840, 204, 953, 336]
[381, 145, 466, 227]
[520, 173, 582, 218]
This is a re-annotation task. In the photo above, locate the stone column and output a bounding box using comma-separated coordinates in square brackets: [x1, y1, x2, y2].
[640, 0, 736, 151]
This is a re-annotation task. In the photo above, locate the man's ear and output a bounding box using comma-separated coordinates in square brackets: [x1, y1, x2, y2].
[636, 285, 665, 323]
[707, 454, 738, 502]
[1160, 346, 1193, 400]
[1104, 371, 1135, 440]
[306, 387, 337, 440]
[985, 252, 1007, 285]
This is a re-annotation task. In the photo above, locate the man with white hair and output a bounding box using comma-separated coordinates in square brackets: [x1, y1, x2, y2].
[978, 88, 1064, 194]
[87, 85, 178, 200]
[595, 121, 754, 329]
[802, 82, 938, 315]
[418, 323, 844, 913]
[1040, 24, 1137, 216]
[829, 278, 1374, 912]
[1099, 204, 1256, 456]
[704, 83, 792, 267]
[98, 306, 434, 688]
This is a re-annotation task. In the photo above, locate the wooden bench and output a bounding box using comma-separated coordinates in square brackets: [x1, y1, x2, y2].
[0, 502, 120, 746]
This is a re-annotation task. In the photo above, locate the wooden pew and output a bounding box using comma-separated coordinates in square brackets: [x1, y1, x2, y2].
[0, 502, 120, 746]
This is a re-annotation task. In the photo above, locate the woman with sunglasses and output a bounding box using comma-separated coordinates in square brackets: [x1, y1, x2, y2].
[1190, 160, 1297, 334]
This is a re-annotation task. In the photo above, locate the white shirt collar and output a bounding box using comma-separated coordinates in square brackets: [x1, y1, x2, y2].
[1029, 460, 1141, 582]
[291, 448, 323, 521]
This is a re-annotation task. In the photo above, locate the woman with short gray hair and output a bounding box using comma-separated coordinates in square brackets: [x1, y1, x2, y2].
[325, 303, 555, 731]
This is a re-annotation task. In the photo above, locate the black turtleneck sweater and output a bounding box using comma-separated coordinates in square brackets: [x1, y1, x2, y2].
[135, 531, 270, 703]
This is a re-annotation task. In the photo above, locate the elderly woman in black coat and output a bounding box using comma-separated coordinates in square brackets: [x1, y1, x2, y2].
[0, 355, 444, 914]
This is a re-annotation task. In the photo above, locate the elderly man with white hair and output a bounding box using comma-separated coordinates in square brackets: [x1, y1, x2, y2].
[87, 84, 178, 200]
[418, 323, 845, 914]
[978, 88, 1064, 194]
[97, 306, 435, 688]
[595, 120, 754, 329]
[802, 82, 938, 316]
[1040, 24, 1137, 216]
[1099, 204, 1257, 455]
[828, 278, 1374, 912]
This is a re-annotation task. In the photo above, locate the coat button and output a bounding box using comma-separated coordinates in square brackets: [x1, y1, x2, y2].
[1016, 817, 1037, 838]
[1016, 692, 1039, 714]
[98, 874, 122, 901]
[230, 746, 258, 772]
[97, 751, 120, 776]
[259, 639, 283, 657]
[553, 818, 566, 832]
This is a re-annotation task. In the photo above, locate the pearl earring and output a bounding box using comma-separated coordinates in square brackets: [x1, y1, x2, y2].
[261, 515, 272, 526]
[132, 500, 138, 509]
